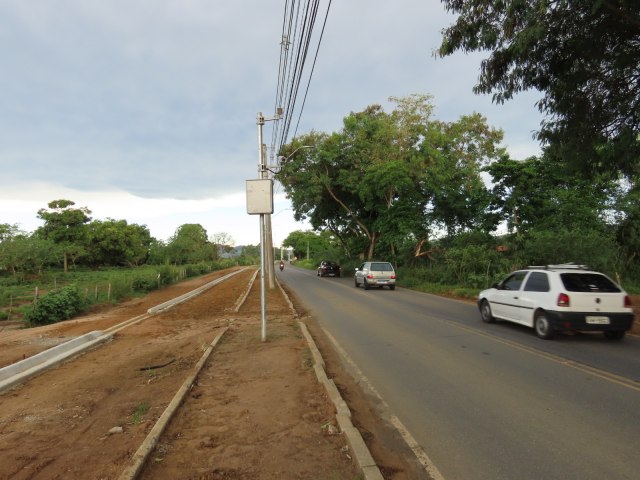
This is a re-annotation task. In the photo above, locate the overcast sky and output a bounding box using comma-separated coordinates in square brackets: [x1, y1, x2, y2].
[0, 0, 543, 246]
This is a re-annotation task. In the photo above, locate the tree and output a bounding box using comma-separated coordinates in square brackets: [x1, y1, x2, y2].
[85, 219, 152, 267]
[278, 95, 504, 261]
[422, 113, 503, 236]
[614, 178, 640, 267]
[36, 199, 91, 272]
[166, 224, 216, 264]
[210, 232, 236, 256]
[281, 230, 331, 261]
[280, 96, 437, 260]
[0, 223, 22, 242]
[438, 0, 640, 176]
[484, 152, 616, 234]
[0, 234, 58, 274]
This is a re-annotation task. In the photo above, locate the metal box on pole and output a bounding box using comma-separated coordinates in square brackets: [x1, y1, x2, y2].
[245, 179, 274, 215]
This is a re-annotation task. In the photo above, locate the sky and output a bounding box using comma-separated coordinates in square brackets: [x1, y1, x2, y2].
[0, 0, 544, 247]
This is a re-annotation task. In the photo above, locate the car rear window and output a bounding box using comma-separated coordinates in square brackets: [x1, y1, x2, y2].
[560, 273, 621, 293]
[371, 262, 393, 271]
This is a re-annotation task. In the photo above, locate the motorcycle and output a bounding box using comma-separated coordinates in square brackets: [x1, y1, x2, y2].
[279, 261, 285, 271]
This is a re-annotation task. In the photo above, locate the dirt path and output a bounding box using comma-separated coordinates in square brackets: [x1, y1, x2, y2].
[0, 268, 425, 480]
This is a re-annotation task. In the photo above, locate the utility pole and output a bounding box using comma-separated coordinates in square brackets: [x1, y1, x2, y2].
[256, 112, 268, 341]
[255, 109, 281, 341]
[263, 144, 275, 289]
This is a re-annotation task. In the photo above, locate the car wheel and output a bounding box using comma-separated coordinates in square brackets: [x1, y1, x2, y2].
[603, 330, 626, 340]
[479, 300, 495, 323]
[534, 311, 555, 340]
[317, 270, 320, 276]
[364, 279, 370, 290]
[354, 277, 359, 288]
[389, 285, 395, 290]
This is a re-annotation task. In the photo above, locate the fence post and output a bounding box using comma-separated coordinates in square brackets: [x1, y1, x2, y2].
[95, 285, 98, 300]
[108, 283, 111, 302]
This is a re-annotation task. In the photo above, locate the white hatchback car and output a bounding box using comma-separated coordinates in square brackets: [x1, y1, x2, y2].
[354, 261, 396, 290]
[477, 264, 634, 340]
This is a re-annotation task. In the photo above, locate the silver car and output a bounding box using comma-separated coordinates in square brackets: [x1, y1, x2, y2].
[354, 261, 396, 290]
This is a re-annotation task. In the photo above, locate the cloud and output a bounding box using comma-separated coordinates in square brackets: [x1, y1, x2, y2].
[0, 0, 544, 245]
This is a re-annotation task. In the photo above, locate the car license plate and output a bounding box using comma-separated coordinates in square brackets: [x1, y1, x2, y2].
[378, 280, 387, 284]
[586, 316, 610, 325]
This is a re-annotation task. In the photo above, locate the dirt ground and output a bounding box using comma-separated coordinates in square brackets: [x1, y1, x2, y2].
[0, 268, 425, 480]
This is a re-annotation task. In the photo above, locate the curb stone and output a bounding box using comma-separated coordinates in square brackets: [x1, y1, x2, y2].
[298, 321, 384, 480]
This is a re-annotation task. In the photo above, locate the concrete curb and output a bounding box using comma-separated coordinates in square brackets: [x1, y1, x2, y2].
[0, 269, 249, 396]
[0, 330, 113, 394]
[118, 327, 228, 480]
[148, 268, 247, 314]
[298, 321, 384, 480]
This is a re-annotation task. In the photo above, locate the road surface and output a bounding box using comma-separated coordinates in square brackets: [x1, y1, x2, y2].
[279, 265, 640, 480]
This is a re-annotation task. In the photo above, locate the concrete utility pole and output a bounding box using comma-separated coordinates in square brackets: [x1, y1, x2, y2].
[255, 109, 281, 341]
[256, 112, 268, 341]
[263, 143, 276, 289]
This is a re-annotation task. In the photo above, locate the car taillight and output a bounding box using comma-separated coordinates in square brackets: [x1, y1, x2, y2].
[367, 274, 374, 279]
[624, 295, 632, 307]
[391, 274, 396, 279]
[557, 293, 570, 307]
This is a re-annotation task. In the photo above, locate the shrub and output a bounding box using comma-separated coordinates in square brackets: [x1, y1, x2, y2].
[23, 285, 89, 326]
[132, 274, 158, 293]
[108, 276, 132, 302]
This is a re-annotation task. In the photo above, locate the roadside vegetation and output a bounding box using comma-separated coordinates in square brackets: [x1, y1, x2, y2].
[279, 94, 639, 296]
[0, 214, 259, 325]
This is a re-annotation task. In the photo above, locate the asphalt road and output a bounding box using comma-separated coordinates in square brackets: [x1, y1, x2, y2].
[278, 265, 640, 480]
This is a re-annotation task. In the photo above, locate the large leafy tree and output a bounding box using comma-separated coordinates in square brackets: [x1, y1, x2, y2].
[279, 95, 504, 261]
[614, 177, 640, 266]
[281, 230, 338, 261]
[485, 153, 617, 233]
[438, 0, 640, 176]
[166, 224, 216, 265]
[280, 102, 428, 260]
[36, 199, 92, 272]
[85, 219, 152, 267]
[0, 225, 59, 274]
[422, 113, 504, 236]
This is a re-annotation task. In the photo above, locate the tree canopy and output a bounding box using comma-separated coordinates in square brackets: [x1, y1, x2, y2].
[36, 199, 92, 272]
[438, 0, 640, 176]
[278, 95, 505, 261]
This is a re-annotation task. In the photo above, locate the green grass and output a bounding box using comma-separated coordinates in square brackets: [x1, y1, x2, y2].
[131, 401, 150, 424]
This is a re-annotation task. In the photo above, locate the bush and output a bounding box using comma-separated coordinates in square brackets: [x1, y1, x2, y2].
[108, 276, 132, 302]
[132, 274, 158, 293]
[23, 285, 89, 326]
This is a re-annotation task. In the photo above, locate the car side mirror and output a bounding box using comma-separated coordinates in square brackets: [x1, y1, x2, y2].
[491, 282, 499, 289]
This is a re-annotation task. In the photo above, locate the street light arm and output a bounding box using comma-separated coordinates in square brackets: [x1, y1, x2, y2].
[278, 145, 313, 165]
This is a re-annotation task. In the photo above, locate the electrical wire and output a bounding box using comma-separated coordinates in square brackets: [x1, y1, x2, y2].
[270, 0, 332, 157]
[292, 0, 331, 140]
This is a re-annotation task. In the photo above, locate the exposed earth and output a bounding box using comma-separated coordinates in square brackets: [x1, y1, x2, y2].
[0, 267, 425, 480]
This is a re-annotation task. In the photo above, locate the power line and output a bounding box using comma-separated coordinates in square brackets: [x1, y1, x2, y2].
[292, 0, 331, 140]
[270, 0, 331, 156]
